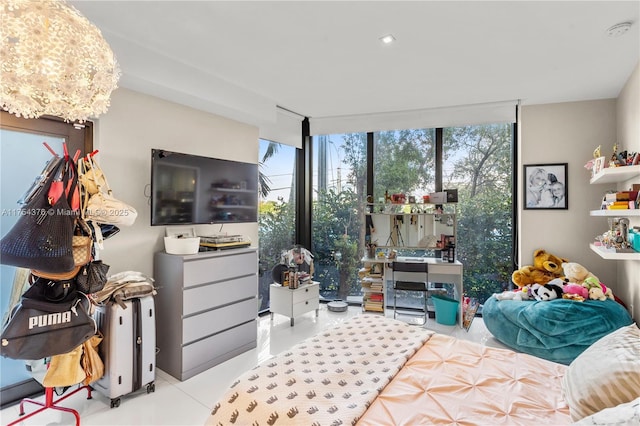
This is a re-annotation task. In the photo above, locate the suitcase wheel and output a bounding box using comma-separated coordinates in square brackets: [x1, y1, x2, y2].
[110, 398, 121, 409]
[147, 382, 155, 393]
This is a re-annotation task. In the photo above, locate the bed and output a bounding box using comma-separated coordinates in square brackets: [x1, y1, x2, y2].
[206, 314, 640, 426]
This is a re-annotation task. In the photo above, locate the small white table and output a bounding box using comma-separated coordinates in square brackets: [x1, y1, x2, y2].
[270, 281, 320, 326]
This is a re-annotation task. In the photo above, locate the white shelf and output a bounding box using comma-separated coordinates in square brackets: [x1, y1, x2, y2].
[590, 243, 640, 260]
[590, 165, 640, 184]
[590, 209, 640, 217]
[588, 164, 639, 261]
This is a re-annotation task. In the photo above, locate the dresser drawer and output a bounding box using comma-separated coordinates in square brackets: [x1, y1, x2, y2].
[292, 284, 319, 304]
[183, 251, 258, 288]
[182, 320, 256, 380]
[183, 297, 256, 344]
[429, 263, 462, 275]
[292, 298, 319, 317]
[183, 275, 256, 316]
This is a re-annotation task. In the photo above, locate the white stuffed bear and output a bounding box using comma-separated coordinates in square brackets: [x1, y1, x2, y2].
[494, 285, 532, 301]
[562, 262, 598, 285]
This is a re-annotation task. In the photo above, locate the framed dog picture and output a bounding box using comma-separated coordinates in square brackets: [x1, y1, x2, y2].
[524, 163, 568, 210]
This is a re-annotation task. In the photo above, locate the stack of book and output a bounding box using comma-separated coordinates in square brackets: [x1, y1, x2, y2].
[362, 276, 383, 292]
[361, 267, 384, 312]
[602, 190, 638, 210]
[364, 293, 384, 312]
[358, 267, 370, 278]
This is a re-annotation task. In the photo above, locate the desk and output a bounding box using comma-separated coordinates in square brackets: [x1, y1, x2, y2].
[362, 257, 464, 326]
[270, 282, 320, 326]
[395, 258, 464, 326]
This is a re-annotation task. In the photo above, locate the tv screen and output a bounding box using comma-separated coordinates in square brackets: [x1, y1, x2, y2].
[151, 149, 258, 226]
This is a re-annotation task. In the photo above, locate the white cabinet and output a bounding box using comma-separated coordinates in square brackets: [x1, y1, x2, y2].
[270, 282, 319, 326]
[589, 165, 640, 260]
[154, 248, 258, 381]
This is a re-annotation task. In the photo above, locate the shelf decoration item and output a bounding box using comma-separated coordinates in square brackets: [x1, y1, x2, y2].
[1, 0, 120, 122]
[163, 227, 200, 255]
[279, 245, 314, 288]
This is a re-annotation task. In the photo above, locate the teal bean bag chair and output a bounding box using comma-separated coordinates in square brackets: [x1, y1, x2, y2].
[483, 296, 633, 365]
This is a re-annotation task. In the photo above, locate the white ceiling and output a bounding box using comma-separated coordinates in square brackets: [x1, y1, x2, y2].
[70, 1, 640, 126]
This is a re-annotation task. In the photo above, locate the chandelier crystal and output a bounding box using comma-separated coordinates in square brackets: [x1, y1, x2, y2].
[1, 0, 120, 122]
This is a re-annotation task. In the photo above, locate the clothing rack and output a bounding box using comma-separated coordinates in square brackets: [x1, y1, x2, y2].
[7, 385, 93, 426]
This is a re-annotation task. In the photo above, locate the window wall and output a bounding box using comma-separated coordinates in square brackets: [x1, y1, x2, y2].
[442, 124, 514, 302]
[311, 133, 366, 302]
[308, 124, 513, 310]
[258, 139, 297, 312]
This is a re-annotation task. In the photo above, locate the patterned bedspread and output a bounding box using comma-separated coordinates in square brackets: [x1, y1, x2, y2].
[206, 314, 433, 426]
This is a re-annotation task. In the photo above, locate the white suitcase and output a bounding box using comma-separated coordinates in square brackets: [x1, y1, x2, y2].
[93, 296, 156, 408]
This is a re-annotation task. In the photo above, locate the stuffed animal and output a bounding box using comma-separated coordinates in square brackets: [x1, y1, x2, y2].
[533, 249, 568, 276]
[562, 262, 598, 285]
[512, 249, 569, 287]
[582, 276, 615, 301]
[494, 285, 532, 301]
[546, 277, 587, 301]
[531, 282, 564, 301]
[562, 283, 588, 301]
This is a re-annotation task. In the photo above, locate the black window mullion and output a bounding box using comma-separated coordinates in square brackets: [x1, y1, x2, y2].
[296, 118, 312, 248]
[435, 128, 443, 191]
[366, 132, 374, 197]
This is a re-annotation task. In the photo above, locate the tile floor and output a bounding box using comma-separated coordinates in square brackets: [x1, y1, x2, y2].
[0, 305, 510, 425]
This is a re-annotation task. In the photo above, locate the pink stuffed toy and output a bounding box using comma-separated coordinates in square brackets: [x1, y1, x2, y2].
[563, 283, 588, 301]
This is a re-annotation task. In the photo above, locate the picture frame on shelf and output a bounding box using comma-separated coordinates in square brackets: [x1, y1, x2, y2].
[593, 156, 607, 176]
[524, 163, 568, 210]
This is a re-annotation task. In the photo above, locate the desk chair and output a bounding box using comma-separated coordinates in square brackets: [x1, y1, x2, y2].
[392, 261, 429, 325]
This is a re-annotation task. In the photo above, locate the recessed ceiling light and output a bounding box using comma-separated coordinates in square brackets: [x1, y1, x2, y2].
[379, 34, 396, 45]
[606, 22, 632, 37]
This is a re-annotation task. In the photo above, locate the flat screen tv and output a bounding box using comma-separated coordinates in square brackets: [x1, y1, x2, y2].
[151, 149, 258, 226]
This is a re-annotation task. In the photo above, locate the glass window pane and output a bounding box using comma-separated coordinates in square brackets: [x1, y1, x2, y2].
[312, 133, 366, 302]
[373, 129, 435, 202]
[258, 139, 296, 312]
[0, 131, 65, 393]
[373, 129, 438, 311]
[443, 124, 514, 305]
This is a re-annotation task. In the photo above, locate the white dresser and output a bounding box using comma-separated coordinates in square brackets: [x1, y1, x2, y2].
[154, 248, 258, 381]
[270, 282, 319, 326]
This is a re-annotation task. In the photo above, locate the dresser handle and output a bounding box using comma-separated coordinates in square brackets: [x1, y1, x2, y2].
[305, 301, 308, 305]
[305, 288, 308, 292]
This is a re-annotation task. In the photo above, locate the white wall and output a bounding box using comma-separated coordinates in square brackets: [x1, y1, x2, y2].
[616, 62, 640, 321]
[520, 99, 617, 285]
[520, 62, 640, 321]
[91, 89, 259, 278]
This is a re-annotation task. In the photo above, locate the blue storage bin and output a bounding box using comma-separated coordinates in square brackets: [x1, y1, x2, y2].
[431, 294, 459, 325]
